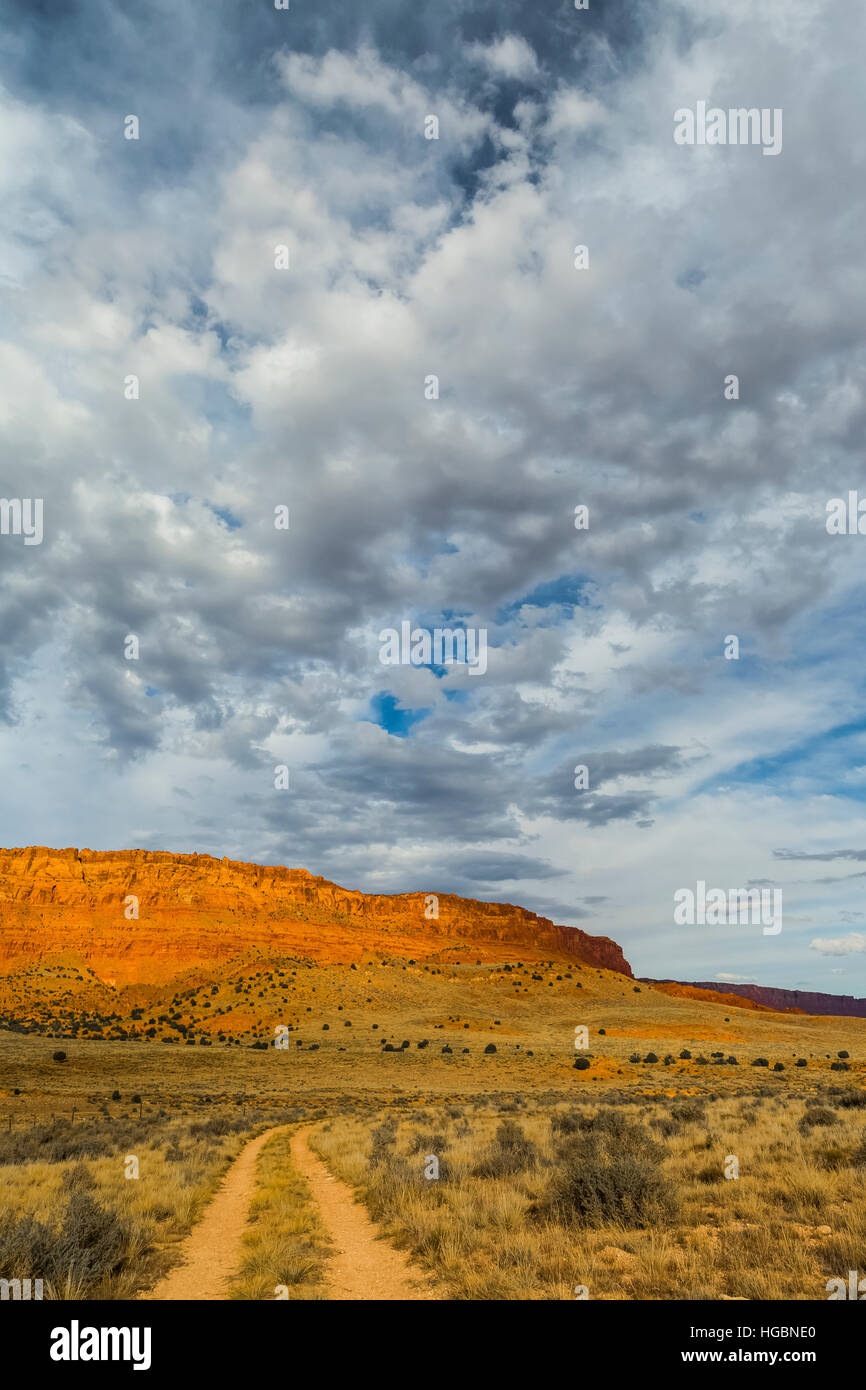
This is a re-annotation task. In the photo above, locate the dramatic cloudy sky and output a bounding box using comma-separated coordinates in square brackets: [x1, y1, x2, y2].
[1, 0, 865, 991]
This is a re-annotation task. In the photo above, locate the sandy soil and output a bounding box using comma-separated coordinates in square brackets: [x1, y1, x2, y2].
[142, 1122, 437, 1301]
[291, 1126, 438, 1300]
[144, 1125, 286, 1300]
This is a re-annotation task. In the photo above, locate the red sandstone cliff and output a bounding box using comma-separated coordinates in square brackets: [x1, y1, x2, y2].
[0, 847, 633, 985]
[674, 980, 866, 1019]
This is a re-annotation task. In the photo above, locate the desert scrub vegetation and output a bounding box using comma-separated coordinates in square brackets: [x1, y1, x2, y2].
[0, 1109, 280, 1298]
[530, 1110, 677, 1228]
[308, 1090, 866, 1300]
[229, 1127, 329, 1300]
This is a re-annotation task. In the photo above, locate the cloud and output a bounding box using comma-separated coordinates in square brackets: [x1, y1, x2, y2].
[775, 848, 866, 862]
[809, 933, 866, 956]
[0, 0, 865, 990]
[544, 88, 605, 135]
[466, 35, 540, 81]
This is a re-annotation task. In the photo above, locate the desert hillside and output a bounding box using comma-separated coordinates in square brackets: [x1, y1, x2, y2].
[0, 846, 631, 985]
[0, 846, 862, 1105]
[669, 980, 866, 1020]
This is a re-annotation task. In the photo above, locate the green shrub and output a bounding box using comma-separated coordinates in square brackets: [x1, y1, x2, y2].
[551, 1111, 582, 1135]
[533, 1119, 676, 1228]
[407, 1131, 448, 1155]
[650, 1117, 680, 1138]
[368, 1120, 398, 1168]
[60, 1164, 97, 1194]
[473, 1120, 538, 1178]
[670, 1101, 706, 1124]
[799, 1107, 836, 1132]
[0, 1191, 140, 1296]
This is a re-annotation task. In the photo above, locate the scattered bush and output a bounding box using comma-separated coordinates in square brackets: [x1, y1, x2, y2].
[650, 1117, 680, 1138]
[799, 1107, 836, 1132]
[694, 1163, 722, 1184]
[473, 1120, 538, 1178]
[571, 1109, 633, 1139]
[0, 1191, 139, 1297]
[670, 1101, 706, 1124]
[0, 1118, 154, 1167]
[533, 1118, 675, 1228]
[368, 1121, 397, 1168]
[60, 1164, 97, 1195]
[407, 1131, 448, 1155]
[551, 1111, 581, 1135]
[189, 1117, 248, 1139]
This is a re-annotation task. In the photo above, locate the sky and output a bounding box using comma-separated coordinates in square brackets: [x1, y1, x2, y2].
[1, 0, 865, 992]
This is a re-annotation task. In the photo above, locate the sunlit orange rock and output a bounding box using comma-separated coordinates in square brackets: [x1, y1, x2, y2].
[0, 847, 633, 986]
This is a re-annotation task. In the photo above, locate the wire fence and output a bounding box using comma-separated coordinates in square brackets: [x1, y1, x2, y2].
[2, 1103, 257, 1130]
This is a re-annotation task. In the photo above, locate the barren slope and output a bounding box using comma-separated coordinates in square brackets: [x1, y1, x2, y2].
[0, 846, 631, 985]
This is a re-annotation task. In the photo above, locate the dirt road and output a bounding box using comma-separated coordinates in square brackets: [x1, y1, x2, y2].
[143, 1122, 437, 1301]
[144, 1125, 286, 1300]
[290, 1127, 438, 1300]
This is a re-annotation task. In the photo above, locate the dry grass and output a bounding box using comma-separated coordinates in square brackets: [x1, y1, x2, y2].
[3, 953, 865, 1110]
[229, 1127, 329, 1300]
[309, 1092, 866, 1300]
[2, 958, 864, 1301]
[0, 1111, 279, 1298]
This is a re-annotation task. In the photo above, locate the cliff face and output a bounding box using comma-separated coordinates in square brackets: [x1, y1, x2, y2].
[0, 847, 633, 985]
[646, 980, 784, 1012]
[679, 980, 866, 1020]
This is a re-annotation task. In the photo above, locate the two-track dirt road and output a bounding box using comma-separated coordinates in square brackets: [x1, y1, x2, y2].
[144, 1124, 436, 1301]
[289, 1126, 436, 1300]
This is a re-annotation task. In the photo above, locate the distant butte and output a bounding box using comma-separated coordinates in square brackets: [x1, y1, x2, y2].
[653, 978, 866, 1021]
[0, 846, 633, 986]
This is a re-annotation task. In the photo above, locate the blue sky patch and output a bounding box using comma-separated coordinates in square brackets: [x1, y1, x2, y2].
[366, 692, 431, 738]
